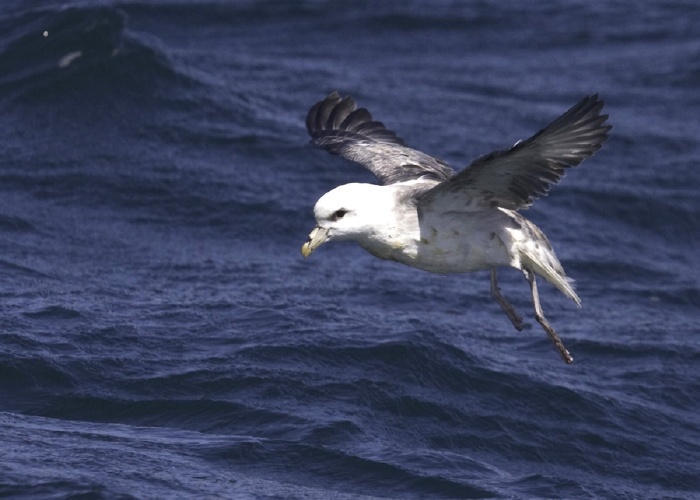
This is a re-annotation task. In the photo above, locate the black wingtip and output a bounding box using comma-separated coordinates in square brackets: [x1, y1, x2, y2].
[576, 93, 612, 130]
[585, 93, 612, 143]
[542, 93, 612, 149]
[305, 92, 408, 148]
[306, 91, 352, 137]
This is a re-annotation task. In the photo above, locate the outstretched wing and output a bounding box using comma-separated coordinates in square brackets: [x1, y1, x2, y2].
[419, 95, 611, 212]
[306, 91, 454, 185]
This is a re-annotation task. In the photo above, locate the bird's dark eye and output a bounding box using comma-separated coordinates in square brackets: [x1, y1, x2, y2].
[333, 209, 348, 220]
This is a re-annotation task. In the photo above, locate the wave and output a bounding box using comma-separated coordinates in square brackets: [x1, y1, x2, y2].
[0, 5, 181, 98]
[549, 184, 700, 249]
[4, 325, 698, 495]
[0, 214, 35, 232]
[205, 438, 496, 499]
[22, 305, 83, 319]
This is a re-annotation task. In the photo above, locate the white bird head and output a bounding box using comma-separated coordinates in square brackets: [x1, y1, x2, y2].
[301, 183, 393, 257]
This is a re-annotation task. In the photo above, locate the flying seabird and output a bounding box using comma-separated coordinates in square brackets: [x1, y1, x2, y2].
[301, 91, 611, 364]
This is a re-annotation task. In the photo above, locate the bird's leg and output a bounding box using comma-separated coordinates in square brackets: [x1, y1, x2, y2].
[523, 268, 574, 364]
[490, 268, 524, 331]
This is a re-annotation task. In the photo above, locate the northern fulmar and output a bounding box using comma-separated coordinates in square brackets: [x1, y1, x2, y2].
[301, 92, 610, 364]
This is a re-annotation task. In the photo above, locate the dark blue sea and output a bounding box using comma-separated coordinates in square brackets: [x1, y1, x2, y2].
[1, 1, 699, 498]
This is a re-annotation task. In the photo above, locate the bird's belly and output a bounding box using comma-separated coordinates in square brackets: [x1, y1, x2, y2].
[371, 229, 513, 274]
[358, 209, 518, 274]
[413, 239, 508, 273]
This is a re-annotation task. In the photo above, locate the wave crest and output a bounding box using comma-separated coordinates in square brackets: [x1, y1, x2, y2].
[0, 5, 178, 96]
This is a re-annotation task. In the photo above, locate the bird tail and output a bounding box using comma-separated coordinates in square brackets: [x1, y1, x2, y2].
[520, 251, 581, 306]
[516, 218, 581, 306]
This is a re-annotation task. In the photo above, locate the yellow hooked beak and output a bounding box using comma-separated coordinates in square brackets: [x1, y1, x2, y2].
[301, 226, 329, 258]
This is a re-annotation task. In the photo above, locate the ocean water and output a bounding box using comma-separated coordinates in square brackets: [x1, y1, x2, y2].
[1, 1, 699, 498]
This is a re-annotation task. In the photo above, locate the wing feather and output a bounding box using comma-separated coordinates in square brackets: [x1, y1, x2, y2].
[306, 92, 454, 185]
[419, 94, 611, 212]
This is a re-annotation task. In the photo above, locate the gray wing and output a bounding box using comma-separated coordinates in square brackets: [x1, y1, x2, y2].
[419, 94, 611, 212]
[306, 91, 454, 185]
